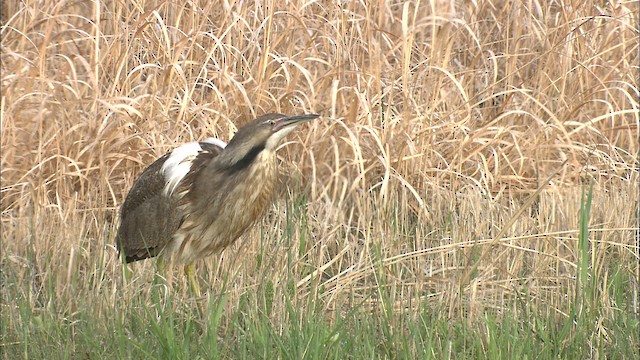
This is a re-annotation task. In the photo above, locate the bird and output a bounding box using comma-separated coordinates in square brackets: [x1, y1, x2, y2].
[116, 113, 320, 296]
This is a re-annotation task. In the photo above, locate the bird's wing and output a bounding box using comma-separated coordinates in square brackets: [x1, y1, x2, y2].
[116, 139, 226, 263]
[116, 152, 179, 262]
[175, 139, 230, 204]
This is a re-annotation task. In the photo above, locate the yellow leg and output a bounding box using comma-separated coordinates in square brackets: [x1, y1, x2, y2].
[185, 262, 201, 297]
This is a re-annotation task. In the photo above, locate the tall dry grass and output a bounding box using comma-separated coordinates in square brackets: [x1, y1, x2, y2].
[1, 0, 638, 336]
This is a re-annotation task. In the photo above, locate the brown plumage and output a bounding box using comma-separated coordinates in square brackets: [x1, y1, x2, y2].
[116, 113, 319, 295]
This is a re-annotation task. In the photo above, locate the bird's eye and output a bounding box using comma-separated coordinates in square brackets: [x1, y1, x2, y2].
[266, 119, 276, 126]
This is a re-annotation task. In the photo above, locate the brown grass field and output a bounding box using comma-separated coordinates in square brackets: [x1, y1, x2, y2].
[1, 0, 639, 357]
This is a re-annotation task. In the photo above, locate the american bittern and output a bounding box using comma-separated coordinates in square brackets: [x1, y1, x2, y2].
[116, 113, 319, 296]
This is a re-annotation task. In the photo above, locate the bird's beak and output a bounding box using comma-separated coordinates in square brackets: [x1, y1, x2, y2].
[273, 114, 320, 131]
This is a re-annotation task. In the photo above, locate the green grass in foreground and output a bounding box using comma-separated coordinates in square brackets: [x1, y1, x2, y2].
[2, 272, 638, 359]
[1, 187, 638, 359]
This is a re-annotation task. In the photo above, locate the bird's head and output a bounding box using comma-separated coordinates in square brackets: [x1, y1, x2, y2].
[232, 113, 320, 151]
[218, 113, 320, 170]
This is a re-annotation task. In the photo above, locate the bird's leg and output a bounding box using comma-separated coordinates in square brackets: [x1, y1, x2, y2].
[184, 262, 202, 297]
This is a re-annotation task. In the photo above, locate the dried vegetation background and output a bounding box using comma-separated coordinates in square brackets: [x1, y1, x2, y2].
[1, 0, 638, 335]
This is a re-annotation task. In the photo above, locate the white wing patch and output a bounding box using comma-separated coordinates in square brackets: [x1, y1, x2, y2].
[161, 138, 227, 196]
[162, 142, 202, 196]
[203, 137, 227, 149]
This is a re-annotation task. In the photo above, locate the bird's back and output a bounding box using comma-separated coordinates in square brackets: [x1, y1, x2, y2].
[116, 140, 225, 263]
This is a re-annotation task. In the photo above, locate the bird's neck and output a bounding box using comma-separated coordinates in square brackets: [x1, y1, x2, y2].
[216, 143, 274, 173]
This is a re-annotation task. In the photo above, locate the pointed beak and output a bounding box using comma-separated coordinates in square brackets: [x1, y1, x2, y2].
[273, 114, 320, 132]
